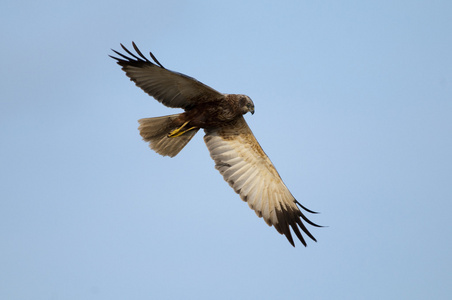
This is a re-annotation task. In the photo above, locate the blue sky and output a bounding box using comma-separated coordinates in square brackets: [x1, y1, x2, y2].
[1, 0, 451, 299]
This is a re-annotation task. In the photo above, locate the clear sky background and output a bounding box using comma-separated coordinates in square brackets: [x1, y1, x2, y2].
[1, 1, 451, 299]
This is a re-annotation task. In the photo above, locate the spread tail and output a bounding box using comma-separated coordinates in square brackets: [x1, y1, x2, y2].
[138, 114, 199, 157]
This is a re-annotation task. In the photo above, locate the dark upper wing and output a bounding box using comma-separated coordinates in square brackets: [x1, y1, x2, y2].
[203, 116, 321, 247]
[110, 42, 224, 109]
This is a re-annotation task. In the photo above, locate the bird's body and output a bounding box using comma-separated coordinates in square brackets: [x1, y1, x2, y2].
[176, 94, 253, 129]
[110, 42, 320, 247]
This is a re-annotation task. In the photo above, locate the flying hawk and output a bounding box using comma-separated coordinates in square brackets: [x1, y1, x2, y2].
[110, 42, 321, 246]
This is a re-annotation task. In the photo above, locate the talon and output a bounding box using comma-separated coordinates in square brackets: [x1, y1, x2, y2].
[168, 121, 189, 137]
[168, 121, 197, 138]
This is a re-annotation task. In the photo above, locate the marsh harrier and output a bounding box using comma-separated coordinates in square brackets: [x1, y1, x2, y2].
[110, 42, 320, 246]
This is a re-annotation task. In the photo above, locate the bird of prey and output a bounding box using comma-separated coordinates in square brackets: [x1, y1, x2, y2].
[110, 42, 321, 247]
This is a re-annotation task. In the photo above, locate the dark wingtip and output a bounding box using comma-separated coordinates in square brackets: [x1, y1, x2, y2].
[149, 50, 165, 69]
[279, 200, 324, 247]
[295, 200, 320, 214]
[110, 42, 166, 69]
[132, 41, 151, 63]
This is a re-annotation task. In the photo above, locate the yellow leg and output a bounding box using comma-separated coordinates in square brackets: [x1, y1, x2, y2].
[168, 121, 197, 138]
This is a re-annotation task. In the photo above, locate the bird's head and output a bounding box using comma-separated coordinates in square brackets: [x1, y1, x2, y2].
[238, 95, 255, 115]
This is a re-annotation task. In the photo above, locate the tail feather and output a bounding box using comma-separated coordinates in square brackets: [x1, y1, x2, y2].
[138, 114, 199, 157]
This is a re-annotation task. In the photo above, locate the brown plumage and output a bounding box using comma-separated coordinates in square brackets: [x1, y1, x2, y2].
[110, 42, 321, 247]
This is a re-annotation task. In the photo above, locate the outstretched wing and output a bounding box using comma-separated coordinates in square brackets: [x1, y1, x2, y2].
[110, 42, 224, 109]
[204, 116, 321, 247]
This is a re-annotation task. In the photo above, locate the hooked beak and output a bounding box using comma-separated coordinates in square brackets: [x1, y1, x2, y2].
[250, 107, 255, 115]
